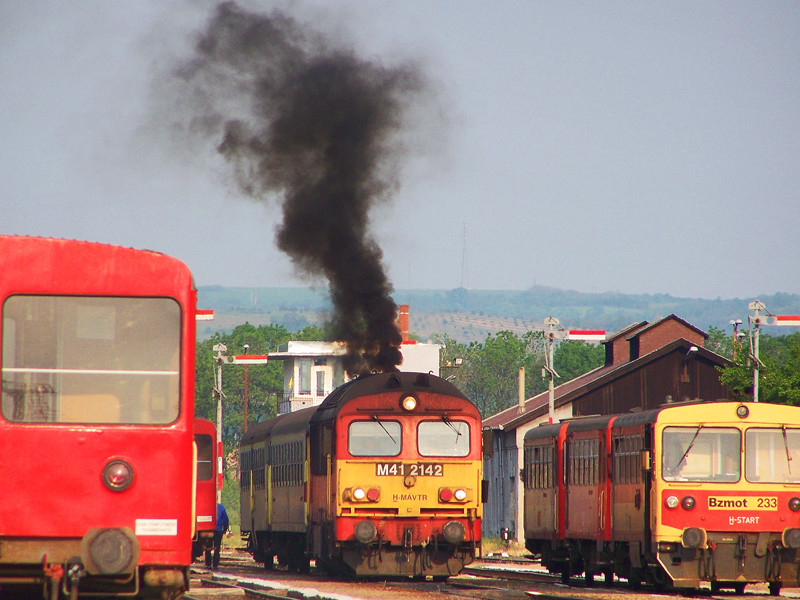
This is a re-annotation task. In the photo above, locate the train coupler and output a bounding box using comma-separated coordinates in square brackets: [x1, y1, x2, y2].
[64, 558, 85, 600]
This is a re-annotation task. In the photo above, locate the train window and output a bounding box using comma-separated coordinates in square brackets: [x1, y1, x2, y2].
[612, 434, 643, 484]
[348, 419, 402, 456]
[1, 295, 180, 424]
[662, 427, 740, 482]
[745, 427, 800, 483]
[418, 419, 470, 457]
[196, 433, 214, 481]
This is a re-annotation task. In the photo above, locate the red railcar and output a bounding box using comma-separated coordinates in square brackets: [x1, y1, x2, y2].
[0, 236, 197, 599]
[193, 418, 218, 561]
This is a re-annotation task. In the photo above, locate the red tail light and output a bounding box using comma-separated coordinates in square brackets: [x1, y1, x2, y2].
[103, 460, 133, 492]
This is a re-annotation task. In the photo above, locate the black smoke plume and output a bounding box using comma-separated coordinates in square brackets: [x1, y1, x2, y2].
[175, 2, 430, 375]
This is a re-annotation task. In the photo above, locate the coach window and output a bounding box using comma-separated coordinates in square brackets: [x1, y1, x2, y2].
[1, 295, 180, 425]
[662, 426, 740, 482]
[418, 419, 470, 457]
[348, 419, 401, 456]
[745, 427, 800, 483]
[196, 433, 214, 480]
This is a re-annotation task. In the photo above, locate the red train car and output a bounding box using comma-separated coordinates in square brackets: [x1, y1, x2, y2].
[241, 371, 485, 577]
[193, 418, 217, 561]
[0, 236, 197, 599]
[524, 402, 800, 594]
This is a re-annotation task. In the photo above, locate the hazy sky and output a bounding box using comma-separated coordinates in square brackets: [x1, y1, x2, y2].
[1, 1, 798, 300]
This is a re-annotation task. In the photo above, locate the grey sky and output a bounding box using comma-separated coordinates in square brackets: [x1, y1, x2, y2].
[1, 1, 798, 300]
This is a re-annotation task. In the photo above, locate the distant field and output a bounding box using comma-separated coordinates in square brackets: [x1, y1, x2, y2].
[196, 286, 800, 342]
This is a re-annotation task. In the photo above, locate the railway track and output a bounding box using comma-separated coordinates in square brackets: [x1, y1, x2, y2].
[181, 550, 800, 600]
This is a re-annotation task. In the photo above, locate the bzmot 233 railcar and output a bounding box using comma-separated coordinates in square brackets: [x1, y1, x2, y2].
[0, 236, 198, 599]
[240, 371, 485, 578]
[524, 401, 800, 595]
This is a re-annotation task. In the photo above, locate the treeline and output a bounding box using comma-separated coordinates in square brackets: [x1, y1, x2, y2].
[194, 324, 605, 445]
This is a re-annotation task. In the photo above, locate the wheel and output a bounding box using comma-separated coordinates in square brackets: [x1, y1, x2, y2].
[603, 569, 614, 587]
[627, 568, 642, 590]
[769, 581, 782, 596]
[584, 570, 594, 587]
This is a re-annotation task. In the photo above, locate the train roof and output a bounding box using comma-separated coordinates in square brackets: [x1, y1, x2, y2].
[310, 371, 470, 425]
[240, 405, 317, 445]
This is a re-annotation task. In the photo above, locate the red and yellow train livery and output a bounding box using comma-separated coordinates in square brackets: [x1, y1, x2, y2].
[240, 371, 485, 578]
[524, 401, 800, 595]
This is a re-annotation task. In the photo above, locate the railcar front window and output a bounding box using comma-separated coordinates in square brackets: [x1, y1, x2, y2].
[662, 426, 740, 482]
[745, 427, 800, 483]
[348, 419, 402, 456]
[418, 419, 470, 457]
[1, 295, 180, 424]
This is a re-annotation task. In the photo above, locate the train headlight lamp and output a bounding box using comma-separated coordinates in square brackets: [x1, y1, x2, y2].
[103, 460, 133, 492]
[400, 395, 418, 412]
[789, 497, 800, 512]
[681, 495, 696, 510]
[736, 404, 749, 419]
[665, 495, 679, 509]
[352, 487, 366, 501]
[454, 488, 467, 501]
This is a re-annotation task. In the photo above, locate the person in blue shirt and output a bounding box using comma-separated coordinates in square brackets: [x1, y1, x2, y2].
[206, 503, 229, 569]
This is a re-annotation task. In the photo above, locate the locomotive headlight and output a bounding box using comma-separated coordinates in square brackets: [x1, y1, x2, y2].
[736, 404, 749, 419]
[352, 487, 366, 501]
[400, 395, 418, 411]
[681, 495, 696, 510]
[454, 488, 467, 501]
[103, 460, 134, 492]
[789, 497, 800, 512]
[665, 495, 679, 509]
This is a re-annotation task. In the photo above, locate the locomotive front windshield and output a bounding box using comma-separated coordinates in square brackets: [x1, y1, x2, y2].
[662, 426, 740, 482]
[418, 419, 470, 457]
[745, 427, 800, 483]
[1, 295, 180, 424]
[348, 419, 402, 456]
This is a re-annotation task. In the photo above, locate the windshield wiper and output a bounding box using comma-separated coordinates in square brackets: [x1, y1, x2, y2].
[372, 415, 396, 444]
[675, 425, 703, 471]
[442, 415, 463, 444]
[783, 425, 792, 474]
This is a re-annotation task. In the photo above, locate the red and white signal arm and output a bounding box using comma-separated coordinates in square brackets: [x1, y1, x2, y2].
[231, 354, 269, 365]
[196, 309, 215, 321]
[773, 315, 800, 327]
[566, 329, 606, 341]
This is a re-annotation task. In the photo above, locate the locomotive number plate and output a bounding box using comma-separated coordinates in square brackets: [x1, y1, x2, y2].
[708, 496, 777, 510]
[375, 462, 443, 477]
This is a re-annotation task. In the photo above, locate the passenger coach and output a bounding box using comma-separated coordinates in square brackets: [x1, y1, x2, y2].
[240, 371, 485, 578]
[524, 401, 800, 595]
[0, 236, 197, 599]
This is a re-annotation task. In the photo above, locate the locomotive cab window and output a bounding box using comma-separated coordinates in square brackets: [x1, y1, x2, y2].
[348, 419, 401, 456]
[418, 419, 470, 457]
[662, 426, 740, 482]
[1, 295, 180, 424]
[745, 427, 800, 483]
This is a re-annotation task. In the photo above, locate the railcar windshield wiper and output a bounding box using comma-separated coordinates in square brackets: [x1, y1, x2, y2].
[372, 415, 396, 444]
[782, 425, 793, 475]
[675, 425, 703, 471]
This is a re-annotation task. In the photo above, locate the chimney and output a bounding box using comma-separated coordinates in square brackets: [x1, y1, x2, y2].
[398, 304, 410, 343]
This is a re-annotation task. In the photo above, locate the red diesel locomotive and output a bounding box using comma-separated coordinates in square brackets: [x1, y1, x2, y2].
[524, 401, 800, 595]
[240, 371, 485, 578]
[0, 236, 198, 599]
